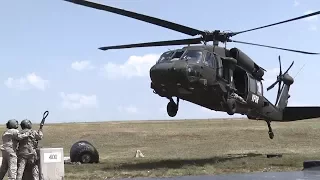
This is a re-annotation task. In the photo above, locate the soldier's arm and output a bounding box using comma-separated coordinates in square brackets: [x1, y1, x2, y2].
[35, 129, 43, 140]
[13, 130, 29, 140]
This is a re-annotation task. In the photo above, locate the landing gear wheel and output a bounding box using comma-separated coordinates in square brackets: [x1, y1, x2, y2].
[226, 98, 236, 115]
[167, 97, 179, 117]
[268, 131, 274, 139]
[266, 120, 274, 139]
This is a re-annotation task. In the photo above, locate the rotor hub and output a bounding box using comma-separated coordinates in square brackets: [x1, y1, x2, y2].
[282, 74, 294, 85]
[200, 30, 232, 44]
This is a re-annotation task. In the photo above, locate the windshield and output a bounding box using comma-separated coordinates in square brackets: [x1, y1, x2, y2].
[157, 51, 174, 63]
[171, 50, 185, 60]
[181, 50, 203, 63]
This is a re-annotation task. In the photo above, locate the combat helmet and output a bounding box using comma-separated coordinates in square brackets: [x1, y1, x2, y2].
[20, 119, 32, 129]
[6, 119, 18, 129]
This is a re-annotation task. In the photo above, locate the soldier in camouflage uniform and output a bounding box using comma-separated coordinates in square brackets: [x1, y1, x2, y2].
[16, 119, 43, 180]
[0, 119, 30, 180]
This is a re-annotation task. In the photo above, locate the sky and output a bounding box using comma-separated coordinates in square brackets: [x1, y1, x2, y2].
[0, 0, 319, 124]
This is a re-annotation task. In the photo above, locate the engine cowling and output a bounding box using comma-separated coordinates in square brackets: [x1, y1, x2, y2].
[229, 48, 265, 80]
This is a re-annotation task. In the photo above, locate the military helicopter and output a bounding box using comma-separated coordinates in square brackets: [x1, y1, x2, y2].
[64, 0, 320, 139]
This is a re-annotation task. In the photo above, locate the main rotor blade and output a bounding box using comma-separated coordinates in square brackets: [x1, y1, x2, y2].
[64, 0, 203, 36]
[99, 38, 203, 51]
[232, 10, 320, 36]
[230, 40, 320, 55]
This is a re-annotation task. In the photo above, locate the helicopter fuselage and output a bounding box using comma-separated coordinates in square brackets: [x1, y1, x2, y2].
[149, 45, 271, 117]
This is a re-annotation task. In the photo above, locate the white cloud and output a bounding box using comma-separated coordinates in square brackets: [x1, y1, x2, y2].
[101, 54, 160, 79]
[60, 92, 98, 110]
[71, 61, 95, 71]
[4, 73, 49, 91]
[303, 10, 318, 21]
[263, 67, 279, 86]
[117, 105, 139, 114]
[293, 0, 300, 7]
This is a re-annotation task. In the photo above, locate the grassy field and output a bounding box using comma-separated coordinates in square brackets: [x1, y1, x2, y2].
[2, 118, 320, 179]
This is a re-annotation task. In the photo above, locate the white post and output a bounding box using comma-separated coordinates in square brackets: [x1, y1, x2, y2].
[39, 148, 65, 180]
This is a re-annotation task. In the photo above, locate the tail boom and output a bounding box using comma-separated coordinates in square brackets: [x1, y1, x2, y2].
[282, 106, 320, 121]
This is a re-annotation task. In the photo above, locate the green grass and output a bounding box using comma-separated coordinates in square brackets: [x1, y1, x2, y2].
[2, 118, 320, 179]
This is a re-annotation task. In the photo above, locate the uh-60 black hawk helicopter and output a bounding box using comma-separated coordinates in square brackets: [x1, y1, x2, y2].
[64, 0, 320, 139]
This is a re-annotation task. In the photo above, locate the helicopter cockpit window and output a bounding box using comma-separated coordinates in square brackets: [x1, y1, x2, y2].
[204, 52, 214, 67]
[157, 51, 174, 63]
[249, 76, 257, 93]
[171, 50, 185, 60]
[257, 80, 263, 95]
[181, 50, 203, 63]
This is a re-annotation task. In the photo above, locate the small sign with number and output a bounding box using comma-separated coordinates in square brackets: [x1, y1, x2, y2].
[43, 152, 61, 163]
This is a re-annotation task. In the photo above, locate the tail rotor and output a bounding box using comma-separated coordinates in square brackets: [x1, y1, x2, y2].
[267, 55, 294, 105]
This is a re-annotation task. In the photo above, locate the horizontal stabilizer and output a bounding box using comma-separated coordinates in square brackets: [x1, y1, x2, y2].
[283, 106, 320, 121]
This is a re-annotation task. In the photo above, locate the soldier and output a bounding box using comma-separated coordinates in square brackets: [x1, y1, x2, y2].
[0, 119, 30, 180]
[16, 119, 43, 180]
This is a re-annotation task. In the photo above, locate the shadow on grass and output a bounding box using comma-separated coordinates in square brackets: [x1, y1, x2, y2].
[102, 153, 264, 171]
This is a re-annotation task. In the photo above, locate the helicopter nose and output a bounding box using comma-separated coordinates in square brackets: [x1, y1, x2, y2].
[150, 61, 188, 84]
